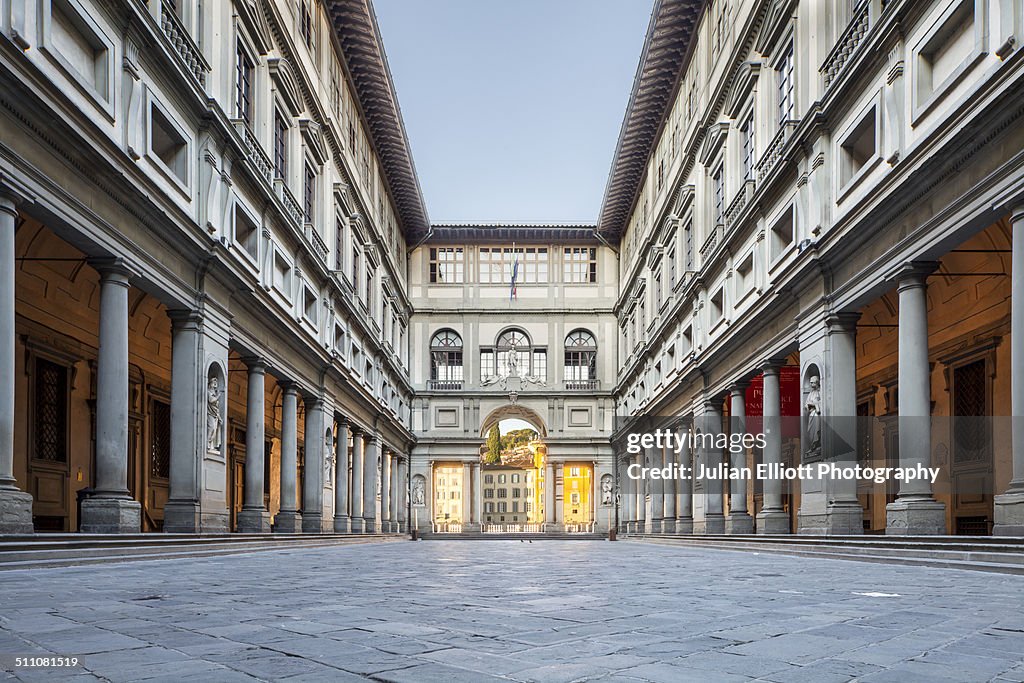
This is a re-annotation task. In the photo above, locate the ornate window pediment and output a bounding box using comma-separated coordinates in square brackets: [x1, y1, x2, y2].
[699, 122, 730, 166]
[725, 62, 761, 118]
[300, 119, 329, 165]
[268, 57, 304, 116]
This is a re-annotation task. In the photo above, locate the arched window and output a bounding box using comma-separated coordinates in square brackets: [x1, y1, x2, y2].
[565, 330, 597, 388]
[496, 328, 531, 378]
[430, 330, 463, 389]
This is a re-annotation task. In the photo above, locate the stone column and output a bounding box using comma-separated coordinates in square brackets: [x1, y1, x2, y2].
[703, 401, 726, 534]
[825, 313, 865, 534]
[363, 433, 379, 533]
[396, 457, 408, 532]
[390, 454, 401, 532]
[302, 396, 326, 533]
[886, 263, 946, 534]
[726, 383, 754, 534]
[676, 419, 693, 534]
[0, 194, 32, 533]
[237, 359, 269, 532]
[649, 442, 664, 534]
[544, 461, 556, 528]
[757, 362, 790, 533]
[275, 382, 301, 532]
[380, 449, 392, 532]
[634, 453, 645, 533]
[81, 261, 141, 533]
[663, 441, 677, 533]
[467, 461, 481, 532]
[350, 428, 364, 533]
[163, 310, 203, 533]
[618, 455, 629, 532]
[334, 419, 350, 533]
[995, 206, 1024, 535]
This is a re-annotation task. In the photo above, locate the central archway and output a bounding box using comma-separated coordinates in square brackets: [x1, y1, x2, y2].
[479, 404, 548, 439]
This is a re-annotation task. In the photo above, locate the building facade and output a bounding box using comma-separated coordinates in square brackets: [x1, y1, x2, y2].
[607, 0, 1024, 536]
[1, 0, 1022, 539]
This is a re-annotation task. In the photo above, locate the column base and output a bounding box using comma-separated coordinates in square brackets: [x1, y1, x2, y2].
[462, 522, 479, 533]
[162, 501, 201, 534]
[993, 491, 1024, 536]
[662, 518, 676, 534]
[886, 498, 946, 535]
[756, 510, 790, 534]
[703, 514, 725, 535]
[200, 511, 230, 534]
[825, 503, 865, 536]
[274, 510, 303, 533]
[236, 508, 270, 533]
[675, 517, 693, 534]
[0, 488, 33, 534]
[333, 515, 351, 534]
[350, 517, 365, 533]
[80, 497, 141, 534]
[725, 513, 754, 534]
[363, 516, 376, 533]
[301, 512, 322, 534]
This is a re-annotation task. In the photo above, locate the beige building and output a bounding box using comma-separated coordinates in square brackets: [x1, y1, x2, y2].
[0, 0, 1022, 539]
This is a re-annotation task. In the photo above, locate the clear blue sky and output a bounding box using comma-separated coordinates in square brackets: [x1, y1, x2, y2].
[373, 0, 654, 224]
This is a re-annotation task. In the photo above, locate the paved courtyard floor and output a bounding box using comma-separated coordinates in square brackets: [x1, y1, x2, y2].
[2, 540, 1024, 682]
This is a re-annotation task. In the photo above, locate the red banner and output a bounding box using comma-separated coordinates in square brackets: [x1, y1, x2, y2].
[745, 366, 801, 438]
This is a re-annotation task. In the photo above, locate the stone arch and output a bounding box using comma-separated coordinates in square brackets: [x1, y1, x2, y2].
[479, 404, 547, 439]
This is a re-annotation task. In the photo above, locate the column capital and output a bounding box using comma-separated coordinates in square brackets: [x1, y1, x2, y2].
[89, 257, 135, 284]
[894, 261, 939, 289]
[728, 381, 750, 395]
[759, 357, 789, 375]
[350, 424, 365, 437]
[167, 308, 203, 330]
[0, 174, 35, 213]
[242, 356, 266, 373]
[279, 379, 300, 395]
[1009, 203, 1024, 224]
[826, 312, 861, 333]
[303, 393, 324, 409]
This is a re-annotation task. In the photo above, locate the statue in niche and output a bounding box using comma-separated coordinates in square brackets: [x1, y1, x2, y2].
[411, 475, 425, 506]
[506, 343, 520, 378]
[601, 474, 613, 506]
[206, 375, 222, 453]
[324, 432, 335, 483]
[805, 375, 822, 453]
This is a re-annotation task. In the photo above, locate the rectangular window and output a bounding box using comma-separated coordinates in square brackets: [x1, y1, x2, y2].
[150, 399, 171, 480]
[712, 166, 725, 225]
[300, 0, 313, 49]
[668, 248, 677, 288]
[236, 41, 254, 125]
[480, 349, 495, 378]
[151, 104, 188, 183]
[741, 113, 754, 180]
[478, 247, 548, 284]
[497, 488, 507, 498]
[684, 221, 694, 270]
[429, 247, 465, 283]
[777, 43, 795, 125]
[335, 218, 345, 271]
[532, 349, 546, 380]
[564, 247, 597, 283]
[33, 358, 68, 463]
[273, 111, 288, 179]
[303, 162, 316, 224]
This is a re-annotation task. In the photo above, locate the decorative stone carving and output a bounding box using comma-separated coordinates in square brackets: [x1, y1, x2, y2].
[601, 474, 613, 506]
[411, 475, 425, 506]
[206, 375, 222, 453]
[324, 430, 335, 483]
[805, 374, 822, 454]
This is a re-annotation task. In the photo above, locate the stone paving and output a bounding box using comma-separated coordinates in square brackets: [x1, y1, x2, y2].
[2, 540, 1024, 682]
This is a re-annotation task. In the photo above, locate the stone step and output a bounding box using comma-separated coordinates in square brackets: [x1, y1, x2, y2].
[0, 534, 404, 570]
[629, 535, 1024, 574]
[421, 533, 605, 541]
[651, 533, 1024, 553]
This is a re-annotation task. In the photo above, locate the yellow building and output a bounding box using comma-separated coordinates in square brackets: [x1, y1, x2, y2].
[563, 463, 593, 526]
[432, 464, 463, 525]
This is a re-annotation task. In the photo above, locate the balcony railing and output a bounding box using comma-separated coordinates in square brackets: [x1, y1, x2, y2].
[235, 122, 273, 184]
[274, 179, 303, 227]
[755, 120, 798, 183]
[724, 179, 756, 230]
[157, 2, 207, 88]
[482, 524, 545, 534]
[565, 379, 599, 391]
[822, 0, 874, 89]
[305, 223, 329, 264]
[700, 223, 724, 262]
[432, 522, 463, 534]
[427, 379, 463, 391]
[564, 523, 596, 534]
